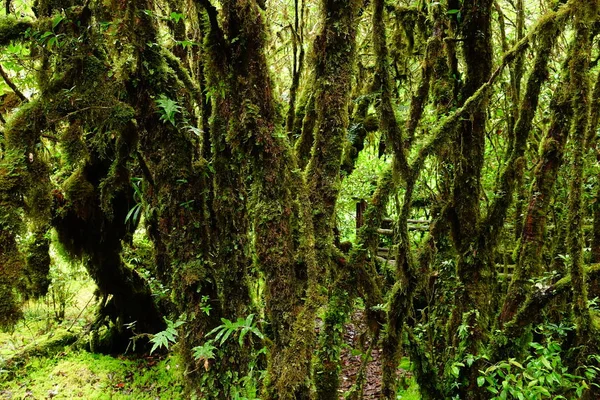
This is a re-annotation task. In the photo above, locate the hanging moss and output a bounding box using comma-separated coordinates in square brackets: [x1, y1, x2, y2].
[54, 150, 165, 352]
[60, 121, 89, 166]
[22, 228, 51, 298]
[62, 168, 95, 222]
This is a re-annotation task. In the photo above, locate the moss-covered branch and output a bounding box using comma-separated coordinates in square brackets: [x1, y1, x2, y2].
[482, 17, 560, 257]
[0, 15, 32, 45]
[500, 40, 576, 326]
[492, 265, 600, 360]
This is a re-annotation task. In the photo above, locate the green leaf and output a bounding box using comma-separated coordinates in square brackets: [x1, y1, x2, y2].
[156, 95, 181, 126]
[206, 325, 222, 337]
[239, 327, 250, 346]
[150, 341, 160, 355]
[52, 14, 64, 30]
[220, 327, 233, 345]
[252, 327, 264, 340]
[508, 359, 524, 369]
[170, 12, 184, 23]
[540, 356, 552, 370]
[125, 203, 142, 224]
[213, 327, 227, 343]
[192, 342, 216, 360]
[477, 376, 485, 387]
[451, 366, 460, 378]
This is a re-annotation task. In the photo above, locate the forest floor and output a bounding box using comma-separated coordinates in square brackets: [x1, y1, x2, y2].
[337, 311, 419, 400]
[0, 276, 419, 399]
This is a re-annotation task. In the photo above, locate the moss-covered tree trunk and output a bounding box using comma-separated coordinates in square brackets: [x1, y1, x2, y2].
[0, 3, 165, 342]
[446, 2, 494, 398]
[566, 2, 595, 345]
[0, 149, 25, 327]
[307, 0, 361, 398]
[120, 0, 225, 393]
[589, 71, 600, 263]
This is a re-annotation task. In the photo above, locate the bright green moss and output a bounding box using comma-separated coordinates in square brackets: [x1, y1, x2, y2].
[2, 349, 184, 399]
[62, 168, 95, 220]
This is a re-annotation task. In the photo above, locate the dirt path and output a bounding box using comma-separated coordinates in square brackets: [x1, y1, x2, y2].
[337, 311, 410, 399]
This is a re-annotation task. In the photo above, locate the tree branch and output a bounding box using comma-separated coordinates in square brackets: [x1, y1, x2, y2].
[0, 63, 27, 102]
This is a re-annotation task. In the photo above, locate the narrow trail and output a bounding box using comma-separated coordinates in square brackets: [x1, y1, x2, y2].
[336, 311, 411, 399]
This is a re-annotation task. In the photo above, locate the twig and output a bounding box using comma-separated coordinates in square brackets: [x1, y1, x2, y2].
[66, 294, 95, 332]
[0, 63, 27, 102]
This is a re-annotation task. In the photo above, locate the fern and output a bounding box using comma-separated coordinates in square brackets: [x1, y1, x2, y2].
[149, 317, 186, 354]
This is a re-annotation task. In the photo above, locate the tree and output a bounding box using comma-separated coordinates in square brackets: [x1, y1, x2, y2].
[1, 0, 600, 399]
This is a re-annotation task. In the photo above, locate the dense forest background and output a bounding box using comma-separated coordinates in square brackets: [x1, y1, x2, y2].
[2, 0, 600, 398]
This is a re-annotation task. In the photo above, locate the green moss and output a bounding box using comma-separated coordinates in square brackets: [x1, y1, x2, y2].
[0, 282, 22, 329]
[1, 349, 184, 399]
[0, 149, 26, 215]
[0, 16, 33, 46]
[23, 229, 52, 298]
[62, 168, 95, 220]
[0, 150, 27, 329]
[60, 122, 89, 166]
[4, 99, 45, 151]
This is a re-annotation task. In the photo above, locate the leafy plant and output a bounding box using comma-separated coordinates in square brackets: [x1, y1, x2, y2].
[169, 12, 185, 24]
[125, 177, 144, 225]
[190, 314, 264, 360]
[156, 95, 181, 126]
[192, 341, 217, 362]
[149, 317, 186, 354]
[206, 314, 263, 348]
[478, 336, 592, 399]
[192, 314, 265, 399]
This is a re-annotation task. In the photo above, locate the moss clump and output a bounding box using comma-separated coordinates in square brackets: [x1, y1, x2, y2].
[23, 229, 52, 298]
[4, 99, 45, 151]
[0, 16, 33, 46]
[0, 92, 22, 115]
[60, 122, 89, 166]
[62, 168, 95, 221]
[0, 281, 23, 329]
